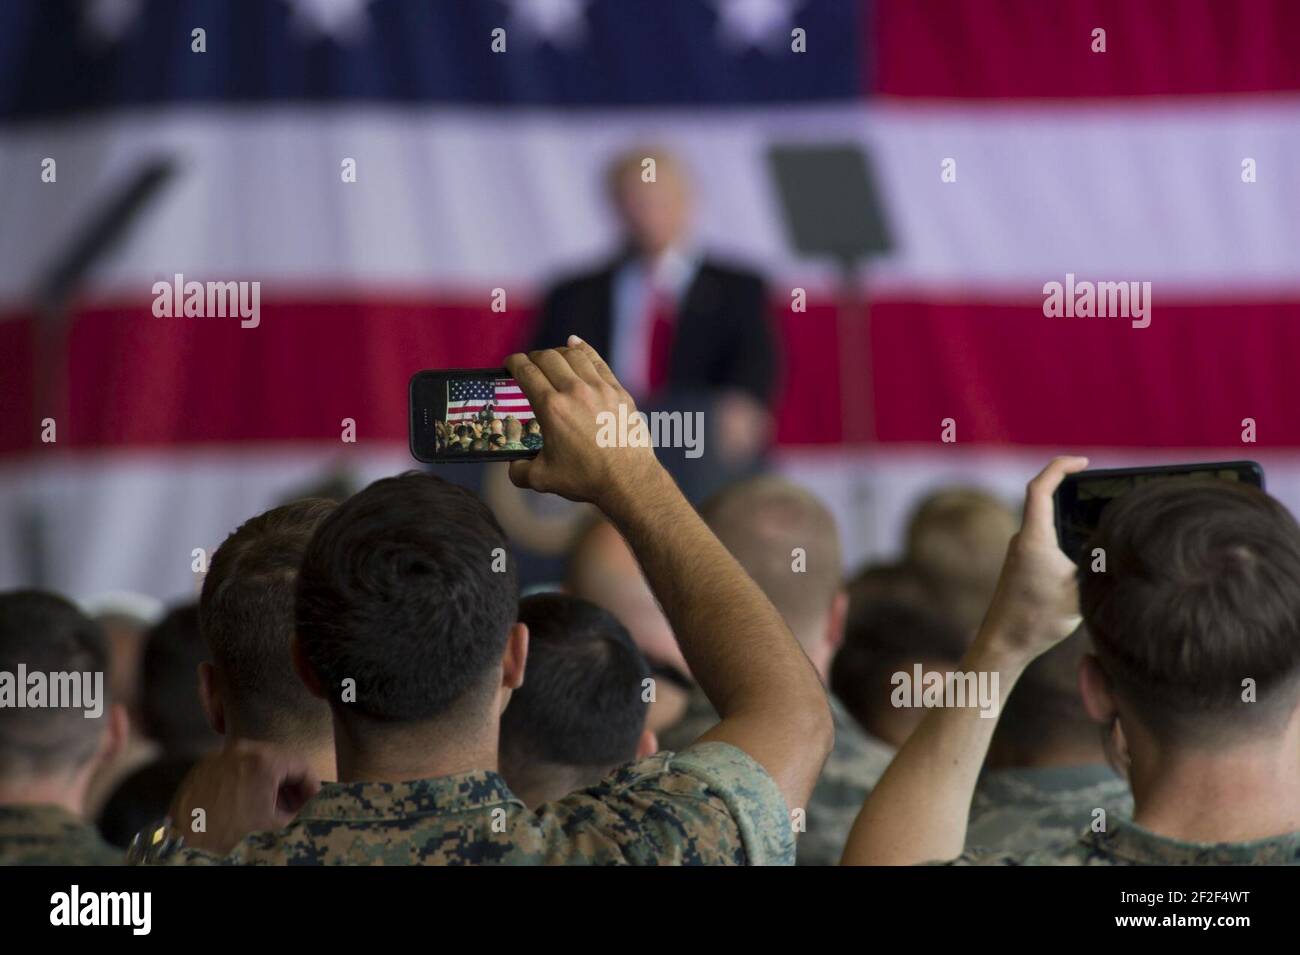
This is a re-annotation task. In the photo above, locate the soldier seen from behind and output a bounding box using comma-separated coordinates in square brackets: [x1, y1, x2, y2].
[0, 590, 127, 865]
[844, 461, 1300, 866]
[498, 593, 656, 807]
[135, 340, 832, 866]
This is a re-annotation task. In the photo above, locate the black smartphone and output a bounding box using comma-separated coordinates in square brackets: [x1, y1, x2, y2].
[1053, 460, 1264, 562]
[409, 368, 542, 463]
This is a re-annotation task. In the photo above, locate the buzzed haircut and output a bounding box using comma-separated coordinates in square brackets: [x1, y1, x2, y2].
[830, 599, 967, 731]
[500, 594, 649, 772]
[295, 472, 518, 724]
[905, 487, 1017, 636]
[701, 477, 841, 639]
[1081, 479, 1300, 744]
[140, 603, 218, 754]
[0, 590, 110, 776]
[201, 498, 337, 742]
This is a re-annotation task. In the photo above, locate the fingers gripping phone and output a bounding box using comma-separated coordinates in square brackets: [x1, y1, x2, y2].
[409, 369, 542, 463]
[1053, 460, 1264, 563]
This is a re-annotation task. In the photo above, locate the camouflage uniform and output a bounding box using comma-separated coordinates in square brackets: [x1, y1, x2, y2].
[131, 741, 792, 866]
[659, 686, 894, 865]
[949, 818, 1300, 865]
[966, 764, 1134, 854]
[0, 804, 123, 865]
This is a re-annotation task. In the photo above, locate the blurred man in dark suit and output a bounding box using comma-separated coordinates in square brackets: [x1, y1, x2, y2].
[532, 148, 776, 492]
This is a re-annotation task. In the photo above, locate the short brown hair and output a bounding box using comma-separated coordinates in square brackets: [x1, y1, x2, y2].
[1081, 480, 1300, 743]
[201, 499, 337, 742]
[702, 476, 840, 641]
[0, 590, 109, 775]
[905, 487, 1017, 636]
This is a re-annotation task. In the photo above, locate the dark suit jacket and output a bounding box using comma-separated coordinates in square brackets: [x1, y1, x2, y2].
[532, 255, 777, 404]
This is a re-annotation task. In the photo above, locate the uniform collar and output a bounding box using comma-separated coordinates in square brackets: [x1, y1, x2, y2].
[296, 770, 523, 822]
[1085, 817, 1300, 865]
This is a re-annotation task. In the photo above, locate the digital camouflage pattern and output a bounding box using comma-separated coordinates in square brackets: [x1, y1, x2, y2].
[795, 695, 894, 865]
[0, 804, 123, 865]
[130, 741, 793, 866]
[949, 818, 1300, 865]
[965, 764, 1134, 854]
[659, 686, 893, 865]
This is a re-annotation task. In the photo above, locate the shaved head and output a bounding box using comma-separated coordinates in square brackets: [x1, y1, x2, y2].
[701, 477, 842, 645]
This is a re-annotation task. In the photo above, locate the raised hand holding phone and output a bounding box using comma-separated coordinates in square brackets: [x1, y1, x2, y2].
[973, 455, 1090, 669]
[842, 455, 1089, 866]
[503, 337, 662, 511]
[507, 336, 833, 816]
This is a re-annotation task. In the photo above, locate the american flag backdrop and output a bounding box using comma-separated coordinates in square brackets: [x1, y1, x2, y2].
[0, 0, 1298, 601]
[446, 379, 534, 422]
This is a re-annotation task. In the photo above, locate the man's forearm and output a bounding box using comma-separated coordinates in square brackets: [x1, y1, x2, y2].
[504, 338, 833, 811]
[602, 463, 832, 808]
[840, 455, 1090, 864]
[841, 640, 1029, 865]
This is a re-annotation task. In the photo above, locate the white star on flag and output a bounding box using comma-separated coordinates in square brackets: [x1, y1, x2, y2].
[710, 0, 803, 53]
[281, 0, 376, 44]
[500, 0, 591, 49]
[80, 0, 144, 47]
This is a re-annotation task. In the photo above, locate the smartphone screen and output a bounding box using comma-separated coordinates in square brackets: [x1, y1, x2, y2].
[409, 369, 541, 463]
[1053, 461, 1264, 562]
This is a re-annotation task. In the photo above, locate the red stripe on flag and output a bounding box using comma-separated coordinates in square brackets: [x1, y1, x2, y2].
[0, 298, 532, 453]
[866, 298, 1300, 447]
[2, 294, 1298, 453]
[0, 319, 34, 450]
[872, 0, 1300, 100]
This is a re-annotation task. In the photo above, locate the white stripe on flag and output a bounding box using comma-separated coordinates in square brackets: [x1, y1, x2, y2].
[1, 101, 1298, 307]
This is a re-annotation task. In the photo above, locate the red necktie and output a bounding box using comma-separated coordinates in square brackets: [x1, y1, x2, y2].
[646, 288, 676, 395]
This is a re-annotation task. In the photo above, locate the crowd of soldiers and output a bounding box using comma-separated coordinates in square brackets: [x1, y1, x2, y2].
[3, 341, 1298, 867]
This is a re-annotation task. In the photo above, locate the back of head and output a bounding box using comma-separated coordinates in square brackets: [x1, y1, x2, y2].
[295, 472, 518, 733]
[500, 594, 650, 802]
[140, 604, 218, 755]
[905, 487, 1017, 637]
[701, 476, 842, 642]
[201, 498, 337, 743]
[831, 598, 966, 745]
[0, 590, 110, 781]
[1081, 480, 1300, 748]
